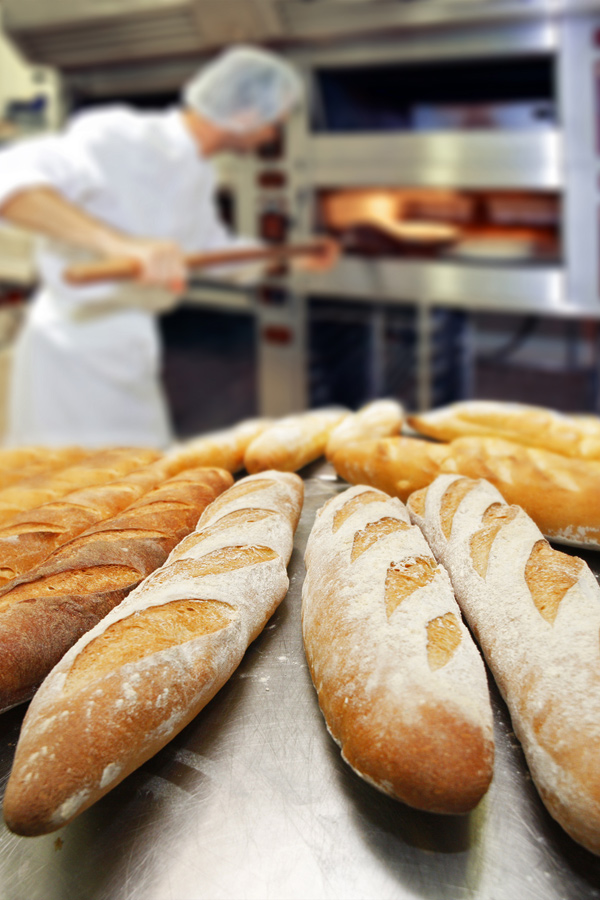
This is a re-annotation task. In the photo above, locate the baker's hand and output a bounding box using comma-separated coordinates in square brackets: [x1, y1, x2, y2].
[109, 236, 188, 293]
[293, 236, 341, 273]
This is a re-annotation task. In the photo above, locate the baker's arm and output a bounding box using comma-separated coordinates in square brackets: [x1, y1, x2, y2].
[0, 186, 187, 291]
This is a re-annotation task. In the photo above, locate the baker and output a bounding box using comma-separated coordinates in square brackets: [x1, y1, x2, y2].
[0, 45, 337, 448]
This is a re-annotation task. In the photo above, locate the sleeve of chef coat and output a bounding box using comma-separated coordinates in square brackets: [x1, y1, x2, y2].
[0, 117, 104, 212]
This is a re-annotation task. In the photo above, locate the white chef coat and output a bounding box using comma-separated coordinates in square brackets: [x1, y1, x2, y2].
[0, 105, 253, 448]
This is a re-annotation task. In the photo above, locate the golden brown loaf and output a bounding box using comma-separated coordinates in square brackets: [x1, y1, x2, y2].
[3, 470, 303, 835]
[164, 417, 271, 474]
[441, 436, 600, 548]
[0, 459, 184, 590]
[0, 446, 91, 490]
[332, 434, 600, 548]
[407, 400, 600, 459]
[331, 435, 450, 499]
[0, 446, 161, 529]
[302, 484, 494, 814]
[244, 408, 348, 474]
[325, 399, 404, 461]
[407, 474, 600, 854]
[0, 466, 232, 713]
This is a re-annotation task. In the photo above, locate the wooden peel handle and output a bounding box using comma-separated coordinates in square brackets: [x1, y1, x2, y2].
[63, 240, 332, 286]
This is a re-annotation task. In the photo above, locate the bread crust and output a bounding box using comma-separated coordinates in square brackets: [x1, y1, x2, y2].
[302, 484, 494, 814]
[3, 471, 303, 835]
[408, 400, 600, 459]
[325, 400, 404, 461]
[244, 408, 348, 474]
[408, 474, 600, 854]
[0, 467, 233, 712]
[164, 418, 271, 474]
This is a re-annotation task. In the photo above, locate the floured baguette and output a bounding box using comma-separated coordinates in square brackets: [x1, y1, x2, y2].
[407, 474, 600, 854]
[302, 484, 494, 814]
[0, 466, 232, 712]
[325, 399, 404, 461]
[0, 446, 91, 491]
[3, 470, 303, 835]
[407, 400, 600, 459]
[0, 447, 160, 529]
[331, 435, 450, 498]
[244, 407, 348, 474]
[164, 417, 271, 474]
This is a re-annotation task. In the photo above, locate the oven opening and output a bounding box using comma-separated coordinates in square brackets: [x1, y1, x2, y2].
[312, 55, 555, 133]
[317, 188, 561, 265]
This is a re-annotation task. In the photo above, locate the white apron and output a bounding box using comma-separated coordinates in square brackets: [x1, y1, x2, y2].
[7, 285, 173, 448]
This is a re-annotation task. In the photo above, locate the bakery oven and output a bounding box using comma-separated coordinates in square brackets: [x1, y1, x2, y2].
[248, 10, 600, 413]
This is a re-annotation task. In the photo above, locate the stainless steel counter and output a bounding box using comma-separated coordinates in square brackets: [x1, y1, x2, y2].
[1, 466, 600, 900]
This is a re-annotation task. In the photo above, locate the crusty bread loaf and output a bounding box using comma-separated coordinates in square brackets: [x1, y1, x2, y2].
[244, 408, 348, 474]
[0, 459, 178, 590]
[407, 400, 600, 459]
[325, 399, 404, 461]
[0, 447, 161, 529]
[441, 436, 600, 549]
[302, 484, 494, 814]
[331, 435, 450, 498]
[0, 446, 91, 490]
[164, 417, 271, 474]
[407, 474, 600, 854]
[2, 470, 303, 835]
[0, 466, 232, 713]
[332, 434, 600, 548]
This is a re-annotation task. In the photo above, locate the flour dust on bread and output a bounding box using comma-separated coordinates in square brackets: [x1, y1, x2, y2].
[0, 467, 232, 713]
[3, 471, 304, 835]
[407, 474, 600, 854]
[302, 484, 494, 814]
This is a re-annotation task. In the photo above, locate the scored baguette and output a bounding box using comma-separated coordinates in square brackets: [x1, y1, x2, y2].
[3, 470, 303, 835]
[164, 417, 271, 474]
[407, 400, 600, 459]
[302, 484, 494, 814]
[0, 447, 161, 529]
[325, 399, 404, 461]
[244, 407, 348, 474]
[407, 474, 600, 854]
[0, 459, 177, 590]
[0, 466, 232, 712]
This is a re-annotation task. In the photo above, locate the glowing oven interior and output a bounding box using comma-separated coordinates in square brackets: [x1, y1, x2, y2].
[316, 189, 561, 263]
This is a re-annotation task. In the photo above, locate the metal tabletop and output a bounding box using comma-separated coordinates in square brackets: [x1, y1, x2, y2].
[1, 465, 600, 900]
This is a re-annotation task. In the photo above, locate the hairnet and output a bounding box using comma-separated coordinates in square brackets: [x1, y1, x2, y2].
[182, 46, 304, 133]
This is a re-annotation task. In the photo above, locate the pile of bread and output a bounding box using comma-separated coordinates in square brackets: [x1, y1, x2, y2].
[1, 398, 600, 865]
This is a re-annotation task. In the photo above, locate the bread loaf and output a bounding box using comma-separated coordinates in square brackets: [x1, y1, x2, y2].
[0, 459, 178, 590]
[2, 470, 303, 835]
[332, 434, 600, 548]
[244, 408, 348, 474]
[0, 446, 91, 490]
[0, 466, 232, 713]
[407, 474, 600, 854]
[0, 447, 160, 529]
[302, 484, 494, 814]
[407, 400, 600, 459]
[325, 399, 404, 461]
[331, 435, 450, 498]
[164, 417, 271, 474]
[441, 436, 600, 549]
